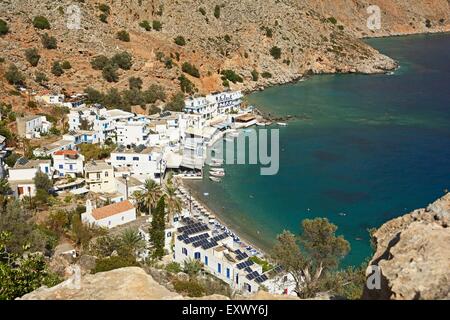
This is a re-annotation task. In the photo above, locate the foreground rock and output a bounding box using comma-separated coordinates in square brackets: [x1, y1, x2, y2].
[364, 193, 450, 300]
[19, 267, 182, 300]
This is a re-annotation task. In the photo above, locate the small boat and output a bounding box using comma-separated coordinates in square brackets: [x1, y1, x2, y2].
[210, 171, 225, 177]
[211, 158, 224, 165]
[209, 176, 221, 182]
[210, 162, 223, 168]
[277, 122, 287, 126]
[210, 168, 225, 173]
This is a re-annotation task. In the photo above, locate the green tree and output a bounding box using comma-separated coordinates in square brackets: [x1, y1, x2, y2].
[178, 74, 195, 94]
[271, 218, 350, 299]
[181, 62, 200, 78]
[120, 229, 146, 258]
[51, 61, 64, 76]
[139, 20, 151, 31]
[84, 87, 104, 104]
[136, 179, 162, 216]
[98, 3, 110, 14]
[165, 92, 185, 112]
[152, 20, 162, 31]
[99, 13, 108, 23]
[5, 64, 24, 85]
[251, 69, 259, 81]
[24, 48, 40, 67]
[61, 61, 71, 69]
[103, 87, 123, 109]
[0, 232, 60, 300]
[41, 33, 57, 49]
[34, 170, 53, 193]
[174, 36, 186, 46]
[128, 76, 143, 90]
[32, 16, 50, 29]
[111, 51, 133, 70]
[35, 71, 48, 85]
[149, 196, 166, 259]
[91, 55, 110, 70]
[102, 63, 119, 82]
[214, 5, 221, 19]
[0, 19, 9, 35]
[122, 89, 144, 106]
[221, 69, 243, 83]
[183, 258, 203, 277]
[270, 46, 282, 59]
[116, 30, 130, 42]
[199, 8, 206, 16]
[143, 84, 166, 104]
[164, 183, 181, 225]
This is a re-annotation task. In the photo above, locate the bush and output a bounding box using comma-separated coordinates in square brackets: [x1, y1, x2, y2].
[99, 13, 108, 23]
[199, 7, 206, 16]
[35, 71, 48, 84]
[84, 87, 104, 104]
[270, 46, 282, 59]
[178, 74, 195, 93]
[152, 20, 162, 31]
[41, 33, 57, 49]
[5, 64, 24, 85]
[143, 84, 166, 103]
[93, 256, 139, 273]
[98, 3, 110, 14]
[181, 62, 200, 78]
[139, 20, 151, 31]
[165, 92, 185, 111]
[165, 262, 182, 273]
[128, 76, 143, 90]
[27, 101, 38, 109]
[327, 17, 337, 25]
[103, 88, 123, 109]
[116, 30, 130, 42]
[174, 36, 186, 46]
[251, 69, 259, 81]
[24, 48, 40, 67]
[61, 61, 72, 69]
[214, 5, 221, 19]
[261, 71, 272, 78]
[224, 34, 231, 43]
[51, 61, 64, 76]
[262, 26, 273, 38]
[0, 19, 9, 35]
[221, 69, 243, 83]
[102, 63, 119, 82]
[164, 58, 173, 69]
[33, 16, 50, 29]
[111, 51, 133, 70]
[173, 279, 206, 297]
[91, 55, 109, 70]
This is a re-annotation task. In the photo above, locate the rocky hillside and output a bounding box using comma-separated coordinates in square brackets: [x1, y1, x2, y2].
[364, 193, 450, 300]
[0, 0, 448, 111]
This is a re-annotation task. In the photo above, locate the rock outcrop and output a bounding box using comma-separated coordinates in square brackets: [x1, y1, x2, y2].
[364, 193, 450, 300]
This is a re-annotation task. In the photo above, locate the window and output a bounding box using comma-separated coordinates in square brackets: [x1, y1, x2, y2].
[133, 157, 139, 161]
[96, 173, 101, 179]
[105, 171, 109, 177]
[246, 283, 252, 293]
[116, 156, 126, 161]
[45, 166, 49, 173]
[69, 164, 73, 170]
[59, 164, 63, 169]
[194, 252, 201, 260]
[226, 268, 230, 279]
[217, 263, 222, 274]
[236, 274, 239, 284]
[204, 256, 208, 266]
[182, 248, 187, 256]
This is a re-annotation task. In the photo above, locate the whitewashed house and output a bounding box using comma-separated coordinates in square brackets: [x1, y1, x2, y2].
[84, 160, 116, 193]
[63, 131, 99, 145]
[115, 120, 150, 146]
[110, 145, 166, 182]
[173, 218, 270, 294]
[33, 139, 76, 158]
[8, 158, 52, 198]
[16, 115, 52, 138]
[115, 176, 145, 201]
[35, 91, 64, 105]
[81, 199, 136, 229]
[52, 150, 84, 178]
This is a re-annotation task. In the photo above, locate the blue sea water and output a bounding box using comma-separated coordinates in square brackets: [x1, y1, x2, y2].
[186, 33, 450, 266]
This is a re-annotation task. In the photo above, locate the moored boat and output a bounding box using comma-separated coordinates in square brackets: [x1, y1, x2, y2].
[209, 176, 221, 182]
[277, 122, 287, 126]
[210, 171, 225, 177]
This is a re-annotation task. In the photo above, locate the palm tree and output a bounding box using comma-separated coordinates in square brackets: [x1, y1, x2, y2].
[136, 179, 162, 216]
[120, 228, 146, 257]
[164, 183, 181, 225]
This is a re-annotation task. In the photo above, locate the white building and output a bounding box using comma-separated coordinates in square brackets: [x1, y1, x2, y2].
[115, 176, 145, 201]
[8, 158, 52, 198]
[173, 217, 270, 294]
[16, 115, 52, 139]
[84, 160, 116, 193]
[35, 92, 64, 105]
[110, 145, 166, 182]
[33, 139, 76, 158]
[116, 120, 151, 146]
[63, 131, 99, 145]
[181, 127, 218, 170]
[183, 91, 243, 120]
[52, 150, 84, 178]
[82, 199, 136, 229]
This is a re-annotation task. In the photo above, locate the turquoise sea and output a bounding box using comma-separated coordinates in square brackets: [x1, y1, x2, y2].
[186, 33, 450, 266]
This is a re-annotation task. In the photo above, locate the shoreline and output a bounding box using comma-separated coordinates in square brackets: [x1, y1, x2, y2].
[179, 178, 271, 259]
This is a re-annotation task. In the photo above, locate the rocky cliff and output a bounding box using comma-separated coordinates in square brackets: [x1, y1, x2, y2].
[2, 0, 447, 110]
[364, 193, 450, 300]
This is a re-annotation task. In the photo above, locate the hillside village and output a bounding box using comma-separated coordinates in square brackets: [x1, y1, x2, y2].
[0, 86, 298, 298]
